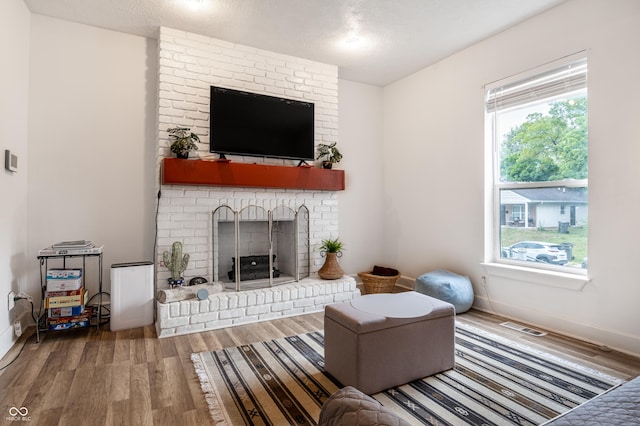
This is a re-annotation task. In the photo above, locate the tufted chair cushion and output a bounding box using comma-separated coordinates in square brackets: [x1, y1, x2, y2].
[319, 386, 412, 426]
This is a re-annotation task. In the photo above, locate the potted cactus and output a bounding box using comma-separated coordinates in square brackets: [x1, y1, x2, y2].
[163, 241, 190, 287]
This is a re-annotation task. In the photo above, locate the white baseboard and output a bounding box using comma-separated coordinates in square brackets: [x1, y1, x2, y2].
[397, 275, 415, 290]
[473, 294, 640, 358]
[0, 324, 17, 361]
[0, 310, 35, 360]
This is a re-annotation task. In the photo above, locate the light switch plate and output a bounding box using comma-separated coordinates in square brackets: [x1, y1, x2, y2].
[5, 150, 18, 172]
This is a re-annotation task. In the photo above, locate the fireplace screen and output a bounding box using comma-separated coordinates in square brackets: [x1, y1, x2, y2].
[212, 204, 310, 291]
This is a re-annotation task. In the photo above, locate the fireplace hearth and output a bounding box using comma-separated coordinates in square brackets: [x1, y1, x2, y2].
[156, 275, 361, 338]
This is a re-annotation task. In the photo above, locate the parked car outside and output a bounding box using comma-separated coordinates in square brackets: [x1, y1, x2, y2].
[501, 241, 569, 265]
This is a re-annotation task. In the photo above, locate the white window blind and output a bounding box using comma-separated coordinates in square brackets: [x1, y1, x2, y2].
[486, 59, 587, 112]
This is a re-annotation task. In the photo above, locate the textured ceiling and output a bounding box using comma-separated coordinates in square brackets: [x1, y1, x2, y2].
[23, 0, 566, 86]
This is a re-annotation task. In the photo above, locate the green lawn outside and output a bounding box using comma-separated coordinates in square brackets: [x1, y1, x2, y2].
[501, 226, 587, 266]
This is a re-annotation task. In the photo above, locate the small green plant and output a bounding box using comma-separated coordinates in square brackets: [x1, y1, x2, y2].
[316, 143, 342, 167]
[319, 237, 344, 254]
[168, 126, 200, 158]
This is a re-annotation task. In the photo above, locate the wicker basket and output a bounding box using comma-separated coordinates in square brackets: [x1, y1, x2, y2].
[358, 271, 401, 294]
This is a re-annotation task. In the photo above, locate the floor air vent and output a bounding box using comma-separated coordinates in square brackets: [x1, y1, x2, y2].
[500, 321, 547, 336]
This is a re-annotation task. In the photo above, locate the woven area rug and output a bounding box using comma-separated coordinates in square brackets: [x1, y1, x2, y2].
[191, 322, 621, 425]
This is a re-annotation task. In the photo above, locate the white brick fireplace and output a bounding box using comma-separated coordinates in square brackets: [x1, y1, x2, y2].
[156, 188, 338, 287]
[154, 28, 359, 337]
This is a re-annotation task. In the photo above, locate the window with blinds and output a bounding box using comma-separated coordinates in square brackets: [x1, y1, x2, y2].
[486, 59, 587, 113]
[485, 57, 588, 273]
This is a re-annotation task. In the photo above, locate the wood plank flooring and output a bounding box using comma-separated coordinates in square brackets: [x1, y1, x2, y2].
[1, 309, 638, 426]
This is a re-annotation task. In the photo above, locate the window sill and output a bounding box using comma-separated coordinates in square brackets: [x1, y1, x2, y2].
[481, 262, 590, 291]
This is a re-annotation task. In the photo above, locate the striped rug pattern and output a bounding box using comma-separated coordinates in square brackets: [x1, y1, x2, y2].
[191, 323, 620, 425]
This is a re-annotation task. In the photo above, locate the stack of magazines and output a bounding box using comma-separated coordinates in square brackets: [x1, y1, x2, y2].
[39, 240, 104, 256]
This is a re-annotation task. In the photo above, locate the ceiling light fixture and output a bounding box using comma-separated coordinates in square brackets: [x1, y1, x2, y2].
[336, 29, 374, 52]
[184, 0, 204, 11]
[344, 34, 365, 49]
[335, 4, 374, 53]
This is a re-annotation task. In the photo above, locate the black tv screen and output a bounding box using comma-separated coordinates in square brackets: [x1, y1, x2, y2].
[209, 86, 315, 161]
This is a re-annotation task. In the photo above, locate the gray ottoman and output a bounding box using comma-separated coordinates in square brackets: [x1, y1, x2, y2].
[324, 291, 455, 395]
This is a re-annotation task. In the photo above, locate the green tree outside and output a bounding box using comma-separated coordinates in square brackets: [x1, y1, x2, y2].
[500, 98, 588, 182]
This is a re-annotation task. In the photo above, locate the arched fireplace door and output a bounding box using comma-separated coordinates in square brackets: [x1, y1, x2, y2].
[212, 204, 310, 291]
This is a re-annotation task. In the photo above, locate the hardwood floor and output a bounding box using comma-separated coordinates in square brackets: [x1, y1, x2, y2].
[1, 309, 638, 426]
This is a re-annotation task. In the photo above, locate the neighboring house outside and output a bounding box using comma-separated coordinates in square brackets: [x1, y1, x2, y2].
[500, 187, 588, 229]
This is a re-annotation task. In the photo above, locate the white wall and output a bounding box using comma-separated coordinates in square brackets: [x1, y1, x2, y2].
[0, 0, 30, 359]
[27, 16, 157, 303]
[382, 0, 640, 355]
[337, 80, 386, 274]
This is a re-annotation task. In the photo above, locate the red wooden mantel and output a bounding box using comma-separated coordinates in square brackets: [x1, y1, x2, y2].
[162, 158, 345, 191]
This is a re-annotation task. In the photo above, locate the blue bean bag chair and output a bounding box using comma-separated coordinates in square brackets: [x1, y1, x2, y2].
[415, 270, 474, 314]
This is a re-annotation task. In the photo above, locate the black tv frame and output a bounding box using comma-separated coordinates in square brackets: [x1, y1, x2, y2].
[209, 86, 315, 162]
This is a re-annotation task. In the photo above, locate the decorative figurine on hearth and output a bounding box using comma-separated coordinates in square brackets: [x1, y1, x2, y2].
[163, 241, 190, 287]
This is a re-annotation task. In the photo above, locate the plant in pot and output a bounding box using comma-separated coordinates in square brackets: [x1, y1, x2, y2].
[316, 142, 343, 169]
[168, 126, 200, 159]
[318, 237, 344, 279]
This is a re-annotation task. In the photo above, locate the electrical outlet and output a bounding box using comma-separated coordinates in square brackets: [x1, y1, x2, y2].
[8, 291, 16, 310]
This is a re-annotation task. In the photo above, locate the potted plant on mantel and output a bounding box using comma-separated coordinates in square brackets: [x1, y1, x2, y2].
[316, 142, 343, 169]
[318, 237, 344, 280]
[168, 126, 200, 159]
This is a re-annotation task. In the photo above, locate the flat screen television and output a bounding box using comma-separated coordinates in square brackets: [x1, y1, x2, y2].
[209, 86, 315, 161]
